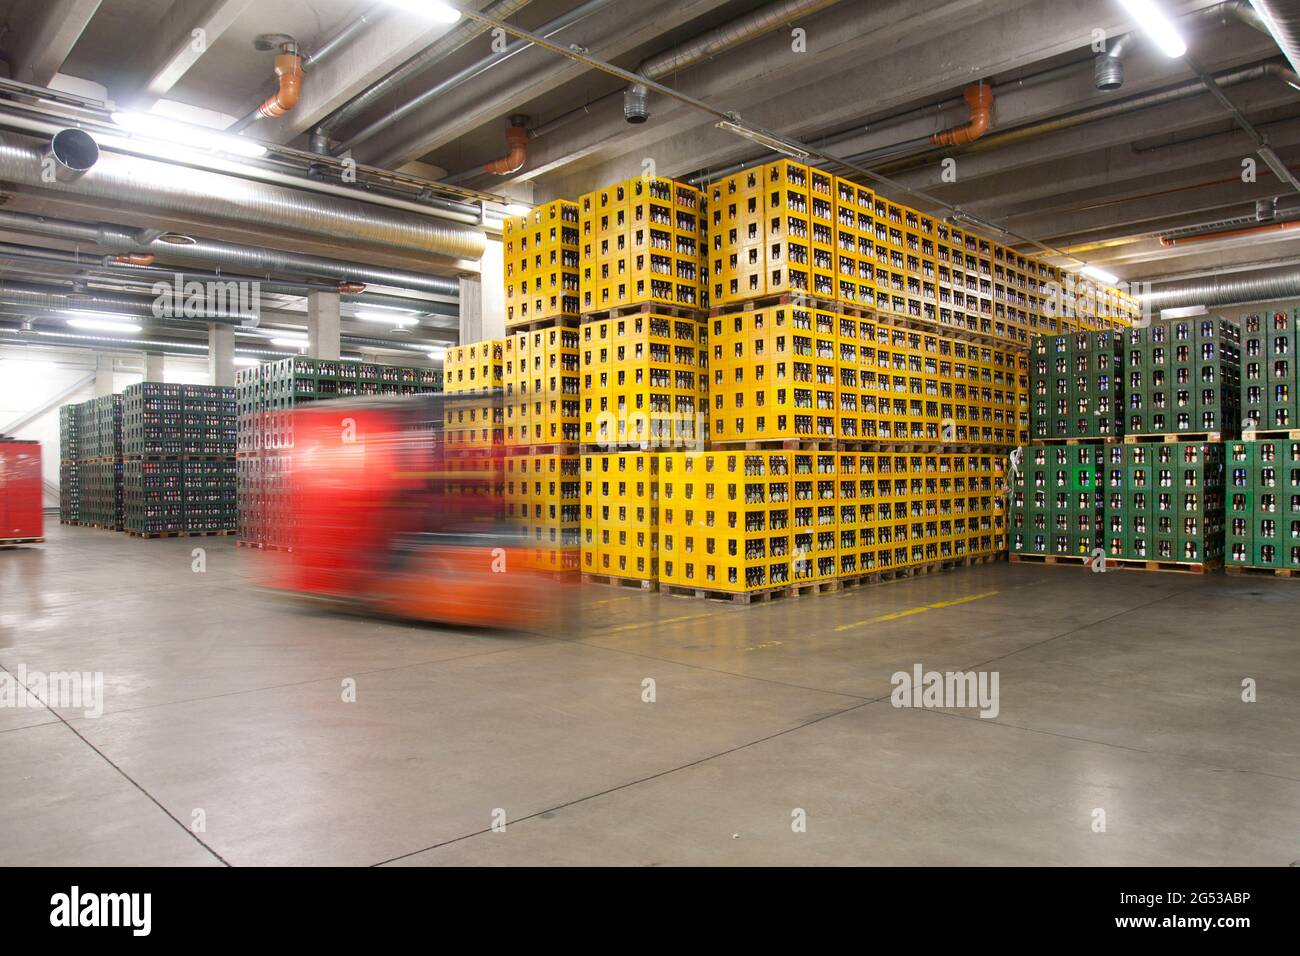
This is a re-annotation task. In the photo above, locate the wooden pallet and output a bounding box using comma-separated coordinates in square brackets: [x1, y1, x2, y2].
[787, 578, 841, 596]
[234, 539, 293, 551]
[1011, 552, 1220, 573]
[710, 438, 838, 450]
[1106, 557, 1221, 574]
[580, 302, 704, 323]
[126, 529, 236, 539]
[1241, 428, 1300, 441]
[1033, 436, 1119, 446]
[1123, 432, 1223, 444]
[661, 582, 792, 604]
[709, 292, 841, 316]
[1009, 552, 1091, 566]
[1224, 564, 1299, 578]
[504, 444, 580, 457]
[505, 314, 582, 333]
[582, 572, 657, 591]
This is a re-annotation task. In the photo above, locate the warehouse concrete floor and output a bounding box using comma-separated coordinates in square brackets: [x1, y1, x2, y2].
[1, 524, 1297, 866]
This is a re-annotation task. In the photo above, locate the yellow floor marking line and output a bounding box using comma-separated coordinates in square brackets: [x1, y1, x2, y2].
[834, 589, 1001, 632]
[602, 612, 723, 635]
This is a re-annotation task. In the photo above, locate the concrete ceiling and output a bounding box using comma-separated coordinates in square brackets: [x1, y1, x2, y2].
[1, 0, 1298, 295]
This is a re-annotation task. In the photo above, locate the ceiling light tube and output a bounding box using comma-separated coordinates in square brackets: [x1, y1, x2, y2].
[66, 316, 143, 333]
[1116, 0, 1187, 58]
[384, 0, 461, 23]
[1080, 265, 1120, 285]
[111, 110, 269, 159]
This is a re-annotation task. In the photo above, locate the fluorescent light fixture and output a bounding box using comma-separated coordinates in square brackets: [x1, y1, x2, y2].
[1080, 265, 1119, 285]
[111, 110, 268, 159]
[270, 337, 307, 348]
[1160, 305, 1208, 319]
[384, 0, 461, 22]
[353, 310, 418, 326]
[715, 120, 810, 160]
[233, 356, 261, 366]
[67, 316, 142, 333]
[1117, 0, 1187, 58]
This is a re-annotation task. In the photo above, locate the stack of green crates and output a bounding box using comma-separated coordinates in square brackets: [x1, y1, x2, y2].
[80, 459, 123, 529]
[182, 459, 237, 533]
[58, 405, 82, 524]
[1241, 309, 1296, 431]
[92, 394, 124, 458]
[124, 460, 184, 534]
[1226, 439, 1300, 570]
[1009, 445, 1101, 556]
[1030, 331, 1122, 440]
[1125, 318, 1240, 437]
[1099, 442, 1223, 564]
[180, 385, 236, 456]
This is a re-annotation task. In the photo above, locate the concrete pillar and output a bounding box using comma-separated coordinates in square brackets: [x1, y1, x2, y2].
[307, 290, 341, 359]
[459, 234, 504, 344]
[94, 354, 114, 396]
[144, 352, 165, 383]
[207, 324, 235, 387]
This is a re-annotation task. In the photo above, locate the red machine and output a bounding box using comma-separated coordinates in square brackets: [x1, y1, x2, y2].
[265, 395, 559, 632]
[0, 439, 43, 544]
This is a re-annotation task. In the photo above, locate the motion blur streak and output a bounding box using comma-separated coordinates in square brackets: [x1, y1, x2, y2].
[263, 393, 566, 633]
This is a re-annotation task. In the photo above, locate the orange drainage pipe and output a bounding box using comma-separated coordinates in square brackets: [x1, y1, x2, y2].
[484, 118, 529, 175]
[257, 53, 304, 119]
[932, 83, 994, 147]
[1160, 220, 1300, 246]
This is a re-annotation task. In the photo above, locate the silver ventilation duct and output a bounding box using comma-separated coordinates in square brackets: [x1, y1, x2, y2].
[1251, 0, 1300, 76]
[0, 280, 253, 324]
[1141, 266, 1300, 308]
[0, 132, 486, 261]
[0, 210, 462, 298]
[623, 0, 841, 124]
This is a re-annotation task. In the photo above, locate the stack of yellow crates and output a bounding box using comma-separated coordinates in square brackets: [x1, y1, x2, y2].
[580, 312, 708, 448]
[443, 340, 504, 449]
[580, 175, 707, 313]
[504, 453, 581, 572]
[503, 200, 580, 328]
[581, 451, 659, 585]
[708, 303, 838, 443]
[503, 326, 583, 447]
[499, 205, 587, 575]
[469, 160, 1140, 602]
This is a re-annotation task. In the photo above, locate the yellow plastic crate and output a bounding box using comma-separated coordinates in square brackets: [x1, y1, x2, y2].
[504, 200, 580, 326]
[659, 450, 795, 592]
[581, 452, 659, 580]
[581, 313, 708, 448]
[506, 453, 581, 572]
[579, 176, 705, 313]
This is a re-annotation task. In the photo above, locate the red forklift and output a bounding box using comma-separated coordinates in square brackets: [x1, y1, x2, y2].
[265, 393, 561, 632]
